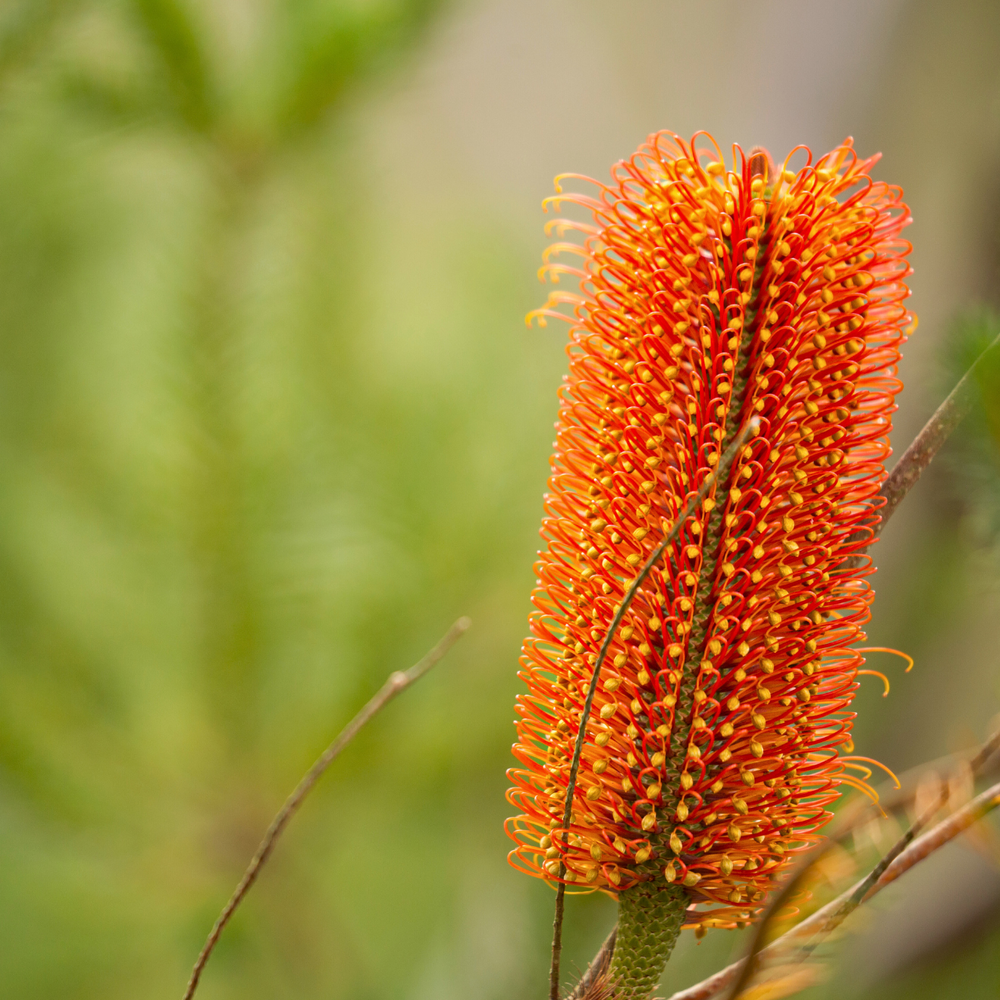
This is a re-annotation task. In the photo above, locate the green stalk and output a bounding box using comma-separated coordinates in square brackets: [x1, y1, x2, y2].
[606, 884, 688, 999]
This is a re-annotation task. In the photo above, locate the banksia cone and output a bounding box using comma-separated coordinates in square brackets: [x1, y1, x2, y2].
[505, 131, 913, 994]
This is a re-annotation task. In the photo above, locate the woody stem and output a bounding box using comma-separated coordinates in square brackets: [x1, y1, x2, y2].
[844, 329, 1000, 567]
[607, 884, 688, 999]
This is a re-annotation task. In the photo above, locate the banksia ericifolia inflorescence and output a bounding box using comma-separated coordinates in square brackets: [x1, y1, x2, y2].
[505, 131, 913, 997]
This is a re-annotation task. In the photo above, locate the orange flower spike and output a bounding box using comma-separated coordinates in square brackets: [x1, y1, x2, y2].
[505, 131, 913, 996]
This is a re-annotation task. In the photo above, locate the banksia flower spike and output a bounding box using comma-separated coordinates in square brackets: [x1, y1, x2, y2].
[506, 131, 913, 997]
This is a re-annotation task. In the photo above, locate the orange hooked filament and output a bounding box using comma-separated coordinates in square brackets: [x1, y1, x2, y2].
[506, 130, 914, 930]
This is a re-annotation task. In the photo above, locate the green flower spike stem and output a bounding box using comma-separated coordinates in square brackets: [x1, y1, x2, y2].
[607, 884, 688, 998]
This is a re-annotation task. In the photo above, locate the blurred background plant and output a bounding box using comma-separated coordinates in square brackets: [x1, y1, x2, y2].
[943, 308, 1000, 562]
[0, 2, 999, 1000]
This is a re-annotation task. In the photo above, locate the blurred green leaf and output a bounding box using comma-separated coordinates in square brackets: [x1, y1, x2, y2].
[57, 70, 157, 126]
[0, 4, 562, 998]
[274, 0, 444, 136]
[125, 0, 214, 131]
[0, 0, 77, 87]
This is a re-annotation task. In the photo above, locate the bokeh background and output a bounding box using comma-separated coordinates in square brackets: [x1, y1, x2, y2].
[1, 1, 1000, 998]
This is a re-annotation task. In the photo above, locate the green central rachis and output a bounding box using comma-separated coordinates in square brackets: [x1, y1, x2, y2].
[608, 187, 773, 998]
[663, 194, 768, 832]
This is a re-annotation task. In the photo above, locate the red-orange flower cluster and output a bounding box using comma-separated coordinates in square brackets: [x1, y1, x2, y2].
[505, 131, 913, 929]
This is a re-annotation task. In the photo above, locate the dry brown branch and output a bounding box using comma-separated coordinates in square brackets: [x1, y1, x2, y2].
[968, 725, 1000, 774]
[723, 722, 1000, 996]
[724, 760, 962, 999]
[878, 329, 1000, 525]
[721, 784, 947, 1000]
[868, 780, 1000, 895]
[665, 777, 1000, 1000]
[548, 419, 759, 1000]
[843, 737, 999, 822]
[718, 833, 854, 1000]
[568, 927, 617, 1000]
[181, 616, 471, 1000]
[845, 329, 1000, 568]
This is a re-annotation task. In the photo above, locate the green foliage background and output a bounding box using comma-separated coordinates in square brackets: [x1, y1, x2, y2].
[0, 1, 562, 996]
[0, 2, 999, 999]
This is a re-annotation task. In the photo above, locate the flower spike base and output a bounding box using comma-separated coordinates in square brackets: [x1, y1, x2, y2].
[608, 884, 688, 998]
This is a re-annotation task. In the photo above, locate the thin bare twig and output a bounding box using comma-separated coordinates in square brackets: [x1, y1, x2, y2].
[666, 757, 1000, 1000]
[866, 780, 1000, 895]
[847, 788, 946, 911]
[181, 616, 471, 1000]
[725, 722, 1000, 996]
[721, 773, 953, 1000]
[722, 786, 947, 1000]
[784, 779, 1000, 972]
[718, 836, 840, 1000]
[548, 418, 759, 1000]
[845, 330, 1000, 568]
[794, 726, 999, 961]
[969, 725, 1000, 775]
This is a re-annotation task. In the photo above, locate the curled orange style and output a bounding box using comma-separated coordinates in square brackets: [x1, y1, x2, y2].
[505, 131, 913, 931]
